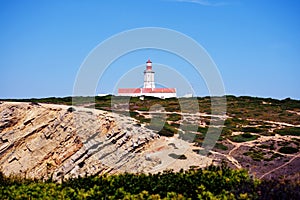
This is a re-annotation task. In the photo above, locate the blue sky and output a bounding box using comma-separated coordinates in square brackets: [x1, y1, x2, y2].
[0, 0, 299, 99]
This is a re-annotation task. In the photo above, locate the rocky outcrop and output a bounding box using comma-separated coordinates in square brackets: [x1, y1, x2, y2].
[0, 102, 162, 180]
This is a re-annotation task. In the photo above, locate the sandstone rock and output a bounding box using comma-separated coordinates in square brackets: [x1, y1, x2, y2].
[0, 102, 163, 180]
[0, 102, 211, 180]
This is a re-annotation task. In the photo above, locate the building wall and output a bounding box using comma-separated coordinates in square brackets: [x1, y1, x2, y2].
[118, 92, 176, 99]
[146, 93, 176, 99]
[118, 92, 141, 97]
[144, 71, 155, 88]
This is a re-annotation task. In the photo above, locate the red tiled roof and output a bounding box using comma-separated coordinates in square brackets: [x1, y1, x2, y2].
[118, 88, 141, 93]
[118, 88, 176, 94]
[142, 88, 176, 93]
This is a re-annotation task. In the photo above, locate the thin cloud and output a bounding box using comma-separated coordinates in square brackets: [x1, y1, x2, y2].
[170, 0, 229, 6]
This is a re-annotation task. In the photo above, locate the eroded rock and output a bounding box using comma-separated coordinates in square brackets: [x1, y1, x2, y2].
[0, 102, 163, 180]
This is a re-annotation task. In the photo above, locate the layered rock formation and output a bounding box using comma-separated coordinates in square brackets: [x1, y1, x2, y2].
[0, 102, 211, 180]
[0, 102, 163, 180]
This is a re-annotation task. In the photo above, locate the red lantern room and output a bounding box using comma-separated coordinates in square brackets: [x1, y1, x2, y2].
[146, 59, 152, 70]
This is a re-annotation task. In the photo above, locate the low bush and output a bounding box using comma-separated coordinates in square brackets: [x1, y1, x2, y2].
[147, 121, 177, 137]
[1, 165, 299, 199]
[213, 143, 228, 151]
[274, 127, 300, 136]
[278, 146, 299, 154]
[243, 150, 266, 161]
[0, 166, 258, 199]
[230, 133, 259, 143]
[166, 113, 182, 121]
[242, 127, 265, 133]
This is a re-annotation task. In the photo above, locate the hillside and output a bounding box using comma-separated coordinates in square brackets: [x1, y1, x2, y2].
[0, 95, 300, 181]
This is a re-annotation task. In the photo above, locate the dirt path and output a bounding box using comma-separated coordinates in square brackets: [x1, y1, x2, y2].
[210, 150, 242, 169]
[227, 139, 242, 155]
[137, 110, 228, 119]
[260, 153, 300, 179]
[247, 118, 297, 127]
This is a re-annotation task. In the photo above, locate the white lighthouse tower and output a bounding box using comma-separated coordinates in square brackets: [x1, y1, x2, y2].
[144, 59, 155, 89]
[118, 59, 176, 98]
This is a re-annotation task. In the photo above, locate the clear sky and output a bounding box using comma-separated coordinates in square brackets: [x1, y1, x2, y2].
[0, 0, 299, 99]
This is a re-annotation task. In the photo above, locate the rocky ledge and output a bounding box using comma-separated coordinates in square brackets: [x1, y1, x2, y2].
[0, 102, 210, 180]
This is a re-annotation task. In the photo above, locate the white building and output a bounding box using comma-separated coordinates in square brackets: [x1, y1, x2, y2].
[144, 59, 155, 89]
[118, 59, 177, 99]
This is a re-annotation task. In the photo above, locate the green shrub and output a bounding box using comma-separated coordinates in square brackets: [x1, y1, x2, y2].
[67, 107, 76, 112]
[274, 127, 300, 136]
[213, 143, 228, 151]
[278, 146, 299, 154]
[221, 128, 232, 136]
[168, 153, 187, 160]
[258, 144, 269, 149]
[147, 122, 177, 137]
[179, 131, 196, 142]
[138, 107, 149, 111]
[0, 166, 261, 199]
[241, 127, 264, 133]
[243, 150, 265, 161]
[169, 122, 180, 128]
[197, 126, 208, 134]
[129, 111, 139, 118]
[230, 133, 259, 143]
[166, 113, 182, 121]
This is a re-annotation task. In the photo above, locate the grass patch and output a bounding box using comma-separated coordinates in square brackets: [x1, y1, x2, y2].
[230, 133, 259, 143]
[278, 146, 299, 154]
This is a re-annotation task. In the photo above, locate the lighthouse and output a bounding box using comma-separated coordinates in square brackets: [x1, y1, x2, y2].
[118, 59, 177, 98]
[144, 59, 155, 89]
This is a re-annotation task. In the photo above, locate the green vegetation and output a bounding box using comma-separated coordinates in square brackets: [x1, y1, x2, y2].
[230, 133, 259, 143]
[197, 126, 208, 134]
[221, 128, 232, 137]
[241, 127, 265, 133]
[3, 95, 300, 125]
[67, 107, 76, 113]
[278, 146, 299, 154]
[179, 131, 198, 142]
[168, 153, 187, 160]
[169, 122, 180, 128]
[264, 153, 284, 161]
[2, 96, 300, 199]
[274, 127, 300, 136]
[10, 94, 300, 143]
[224, 118, 249, 131]
[213, 142, 228, 151]
[243, 150, 266, 161]
[226, 96, 300, 125]
[146, 121, 178, 137]
[244, 148, 283, 162]
[166, 113, 182, 121]
[157, 123, 178, 137]
[258, 144, 269, 149]
[1, 165, 299, 199]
